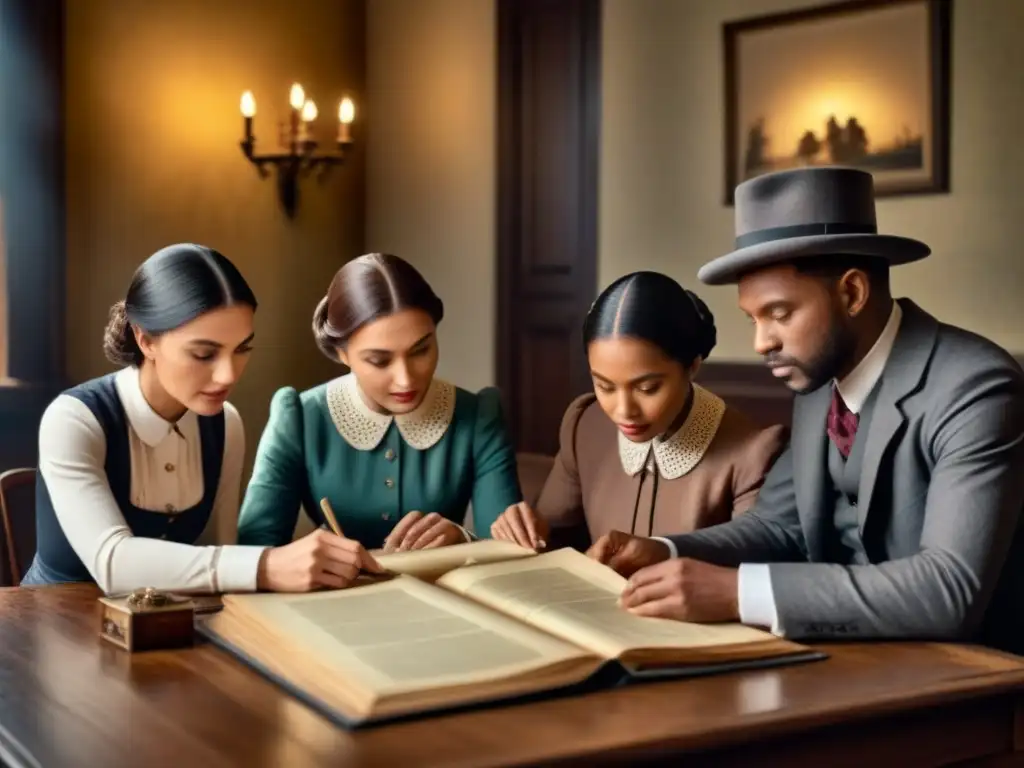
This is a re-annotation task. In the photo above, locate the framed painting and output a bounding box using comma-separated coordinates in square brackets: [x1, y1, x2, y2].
[723, 0, 951, 204]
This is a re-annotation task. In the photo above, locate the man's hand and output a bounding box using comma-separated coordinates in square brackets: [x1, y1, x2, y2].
[619, 557, 740, 623]
[586, 530, 672, 577]
[384, 512, 466, 551]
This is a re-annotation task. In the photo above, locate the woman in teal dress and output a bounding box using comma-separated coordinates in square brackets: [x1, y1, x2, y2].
[237, 253, 523, 588]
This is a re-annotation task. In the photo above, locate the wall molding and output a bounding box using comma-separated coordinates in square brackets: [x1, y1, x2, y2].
[698, 361, 794, 428]
[702, 355, 1024, 430]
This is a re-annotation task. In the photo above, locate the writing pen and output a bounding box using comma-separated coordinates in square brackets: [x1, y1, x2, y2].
[319, 498, 391, 577]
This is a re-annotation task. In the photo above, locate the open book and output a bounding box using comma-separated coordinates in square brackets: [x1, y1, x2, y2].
[369, 538, 538, 581]
[199, 542, 825, 727]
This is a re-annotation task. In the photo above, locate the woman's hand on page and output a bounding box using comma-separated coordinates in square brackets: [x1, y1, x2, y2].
[491, 502, 549, 550]
[257, 529, 385, 592]
[587, 530, 671, 577]
[383, 512, 466, 552]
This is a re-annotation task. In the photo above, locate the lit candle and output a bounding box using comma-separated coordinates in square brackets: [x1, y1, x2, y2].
[240, 91, 256, 143]
[289, 83, 305, 147]
[299, 100, 318, 143]
[338, 97, 354, 144]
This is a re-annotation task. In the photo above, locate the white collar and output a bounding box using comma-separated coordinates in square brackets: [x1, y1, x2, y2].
[835, 301, 902, 414]
[326, 373, 456, 451]
[617, 384, 726, 479]
[114, 366, 196, 447]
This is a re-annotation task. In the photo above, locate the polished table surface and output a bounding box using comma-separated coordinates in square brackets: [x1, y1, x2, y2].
[3, 585, 1024, 768]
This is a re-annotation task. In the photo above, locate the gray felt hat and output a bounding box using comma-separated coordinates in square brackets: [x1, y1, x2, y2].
[698, 166, 931, 285]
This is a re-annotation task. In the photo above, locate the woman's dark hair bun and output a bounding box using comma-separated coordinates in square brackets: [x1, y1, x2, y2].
[311, 294, 335, 360]
[313, 253, 444, 362]
[104, 243, 257, 369]
[684, 289, 717, 360]
[583, 271, 717, 366]
[103, 300, 144, 367]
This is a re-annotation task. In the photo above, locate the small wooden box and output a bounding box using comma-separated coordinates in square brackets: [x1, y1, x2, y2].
[98, 589, 196, 652]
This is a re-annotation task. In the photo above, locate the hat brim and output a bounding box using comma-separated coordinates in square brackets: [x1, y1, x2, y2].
[697, 234, 931, 286]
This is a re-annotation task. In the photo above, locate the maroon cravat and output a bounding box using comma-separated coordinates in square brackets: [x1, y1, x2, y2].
[827, 387, 859, 459]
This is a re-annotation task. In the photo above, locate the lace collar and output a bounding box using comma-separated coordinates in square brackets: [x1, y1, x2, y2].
[325, 373, 456, 451]
[617, 384, 726, 479]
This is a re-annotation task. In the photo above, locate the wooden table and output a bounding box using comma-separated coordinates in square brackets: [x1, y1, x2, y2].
[3, 585, 1024, 768]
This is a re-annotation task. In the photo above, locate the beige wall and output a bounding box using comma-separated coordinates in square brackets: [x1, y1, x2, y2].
[602, 0, 1024, 360]
[64, 0, 1022, 449]
[65, 0, 367, 475]
[366, 0, 497, 391]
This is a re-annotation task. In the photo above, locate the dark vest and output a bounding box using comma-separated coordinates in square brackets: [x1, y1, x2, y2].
[825, 387, 880, 565]
[30, 373, 225, 584]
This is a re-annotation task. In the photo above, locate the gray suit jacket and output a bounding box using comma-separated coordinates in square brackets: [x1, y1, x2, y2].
[668, 299, 1024, 653]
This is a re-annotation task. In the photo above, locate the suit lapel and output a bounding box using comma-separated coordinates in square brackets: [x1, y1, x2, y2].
[856, 299, 937, 535]
[793, 385, 832, 561]
[856, 393, 902, 534]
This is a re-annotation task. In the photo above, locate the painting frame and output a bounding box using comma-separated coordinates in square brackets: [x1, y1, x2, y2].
[722, 0, 952, 205]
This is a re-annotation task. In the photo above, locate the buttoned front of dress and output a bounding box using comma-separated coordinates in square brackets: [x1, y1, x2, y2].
[26, 367, 263, 594]
[237, 373, 523, 549]
[378, 429, 400, 524]
[535, 384, 790, 545]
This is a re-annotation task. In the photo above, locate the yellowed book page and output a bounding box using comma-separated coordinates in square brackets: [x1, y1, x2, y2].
[368, 539, 537, 581]
[223, 575, 589, 698]
[437, 548, 776, 659]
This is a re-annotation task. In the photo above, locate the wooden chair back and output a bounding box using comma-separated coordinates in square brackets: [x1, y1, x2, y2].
[514, 452, 555, 508]
[0, 468, 36, 586]
[462, 452, 555, 535]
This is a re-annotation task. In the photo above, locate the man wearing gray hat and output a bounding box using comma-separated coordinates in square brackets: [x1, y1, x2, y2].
[589, 167, 1024, 654]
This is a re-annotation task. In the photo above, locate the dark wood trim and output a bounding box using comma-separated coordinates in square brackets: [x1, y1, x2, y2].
[701, 351, 1024, 432]
[576, 0, 602, 374]
[0, 0, 67, 470]
[929, 0, 953, 197]
[0, 0, 67, 386]
[494, 0, 519, 429]
[722, 0, 952, 205]
[698, 361, 794, 429]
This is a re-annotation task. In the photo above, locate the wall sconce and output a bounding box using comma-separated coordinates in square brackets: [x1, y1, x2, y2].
[239, 83, 356, 217]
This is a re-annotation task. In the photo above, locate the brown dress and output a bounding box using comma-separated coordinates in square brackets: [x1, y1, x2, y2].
[535, 384, 789, 544]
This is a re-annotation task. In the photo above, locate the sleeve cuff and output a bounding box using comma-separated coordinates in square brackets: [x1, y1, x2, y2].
[738, 563, 781, 634]
[650, 536, 677, 559]
[214, 545, 268, 592]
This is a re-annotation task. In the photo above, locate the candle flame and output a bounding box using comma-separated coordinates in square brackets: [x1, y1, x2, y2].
[339, 97, 355, 124]
[301, 100, 318, 122]
[289, 83, 305, 110]
[240, 91, 256, 117]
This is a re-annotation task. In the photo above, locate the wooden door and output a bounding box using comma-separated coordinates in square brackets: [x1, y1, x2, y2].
[496, 0, 601, 455]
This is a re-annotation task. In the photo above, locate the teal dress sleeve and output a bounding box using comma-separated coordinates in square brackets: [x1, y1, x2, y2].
[237, 387, 305, 546]
[468, 387, 523, 535]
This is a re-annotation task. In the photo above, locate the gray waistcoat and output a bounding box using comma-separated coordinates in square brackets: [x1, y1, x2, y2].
[826, 387, 880, 565]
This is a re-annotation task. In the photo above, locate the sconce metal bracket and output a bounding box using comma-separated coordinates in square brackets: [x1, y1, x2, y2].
[239, 139, 351, 218]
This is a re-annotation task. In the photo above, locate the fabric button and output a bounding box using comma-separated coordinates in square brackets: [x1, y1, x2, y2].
[382, 513, 392, 521]
[168, 516, 177, 524]
[160, 533, 168, 540]
[164, 462, 175, 472]
[385, 449, 396, 461]
[384, 478, 394, 488]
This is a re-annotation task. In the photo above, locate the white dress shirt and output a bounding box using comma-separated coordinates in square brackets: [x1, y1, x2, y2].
[656, 301, 903, 632]
[37, 367, 266, 595]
